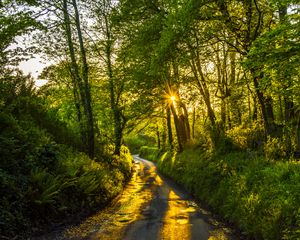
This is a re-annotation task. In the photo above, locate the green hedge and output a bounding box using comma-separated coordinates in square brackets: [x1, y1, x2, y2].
[141, 148, 300, 240]
[139, 146, 161, 161]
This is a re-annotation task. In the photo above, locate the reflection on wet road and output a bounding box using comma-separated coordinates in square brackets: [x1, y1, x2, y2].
[37, 155, 240, 240]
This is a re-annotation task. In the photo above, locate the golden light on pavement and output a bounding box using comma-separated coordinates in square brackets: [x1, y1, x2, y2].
[159, 190, 191, 240]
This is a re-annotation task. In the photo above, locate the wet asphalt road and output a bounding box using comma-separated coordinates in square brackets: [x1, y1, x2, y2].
[36, 155, 241, 240]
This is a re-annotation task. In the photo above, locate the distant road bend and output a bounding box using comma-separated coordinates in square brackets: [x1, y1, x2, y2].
[37, 155, 241, 240]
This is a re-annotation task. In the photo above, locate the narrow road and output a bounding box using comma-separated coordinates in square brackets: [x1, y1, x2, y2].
[37, 155, 241, 240]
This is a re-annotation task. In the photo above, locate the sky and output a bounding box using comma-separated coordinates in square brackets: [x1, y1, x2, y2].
[18, 56, 49, 87]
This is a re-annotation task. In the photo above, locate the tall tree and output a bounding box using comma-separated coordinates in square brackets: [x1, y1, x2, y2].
[89, 0, 128, 155]
[62, 0, 95, 157]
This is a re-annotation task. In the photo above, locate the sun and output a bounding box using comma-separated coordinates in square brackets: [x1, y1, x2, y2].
[170, 95, 176, 101]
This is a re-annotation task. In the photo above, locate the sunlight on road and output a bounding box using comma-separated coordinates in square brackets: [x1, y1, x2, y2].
[62, 161, 155, 239]
[47, 157, 238, 240]
[158, 190, 230, 240]
[159, 190, 191, 240]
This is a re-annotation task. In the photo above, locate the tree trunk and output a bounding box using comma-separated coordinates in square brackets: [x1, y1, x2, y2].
[180, 102, 191, 141]
[284, 98, 294, 123]
[103, 12, 124, 156]
[252, 70, 275, 137]
[113, 112, 123, 156]
[296, 112, 300, 153]
[189, 58, 216, 127]
[72, 0, 95, 158]
[66, 61, 82, 124]
[221, 99, 226, 129]
[170, 104, 183, 152]
[227, 104, 232, 129]
[156, 124, 161, 150]
[162, 113, 167, 150]
[228, 50, 241, 126]
[252, 96, 258, 121]
[279, 5, 295, 124]
[166, 106, 173, 150]
[188, 34, 216, 128]
[63, 0, 87, 150]
[192, 107, 196, 139]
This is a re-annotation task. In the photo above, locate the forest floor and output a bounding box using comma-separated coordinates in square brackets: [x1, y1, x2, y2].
[34, 156, 243, 240]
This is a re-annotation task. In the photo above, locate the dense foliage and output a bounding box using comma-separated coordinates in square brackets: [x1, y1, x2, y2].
[1, 0, 300, 239]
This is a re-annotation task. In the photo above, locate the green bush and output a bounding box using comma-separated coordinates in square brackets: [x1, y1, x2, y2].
[1, 144, 132, 238]
[264, 136, 294, 160]
[117, 145, 134, 179]
[139, 146, 161, 161]
[227, 121, 265, 150]
[125, 134, 156, 154]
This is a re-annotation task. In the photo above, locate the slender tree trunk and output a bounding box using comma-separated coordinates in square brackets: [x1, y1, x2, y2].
[162, 114, 167, 150]
[66, 63, 82, 123]
[72, 0, 95, 158]
[280, 4, 294, 123]
[102, 11, 124, 156]
[188, 34, 216, 128]
[296, 112, 300, 153]
[192, 107, 196, 139]
[180, 102, 191, 141]
[196, 60, 216, 127]
[63, 0, 87, 150]
[284, 99, 294, 123]
[278, 96, 283, 123]
[252, 70, 275, 137]
[189, 58, 216, 127]
[221, 99, 226, 129]
[228, 50, 241, 126]
[253, 96, 258, 121]
[170, 104, 183, 152]
[68, 64, 84, 150]
[227, 103, 232, 129]
[247, 87, 252, 122]
[215, 43, 228, 130]
[156, 124, 161, 149]
[166, 106, 173, 150]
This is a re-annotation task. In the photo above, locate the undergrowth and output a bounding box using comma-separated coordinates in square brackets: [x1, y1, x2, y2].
[1, 141, 133, 238]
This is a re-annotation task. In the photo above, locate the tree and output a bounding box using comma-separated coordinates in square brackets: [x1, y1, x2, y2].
[0, 0, 41, 67]
[90, 0, 128, 156]
[61, 0, 95, 157]
[245, 1, 300, 149]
